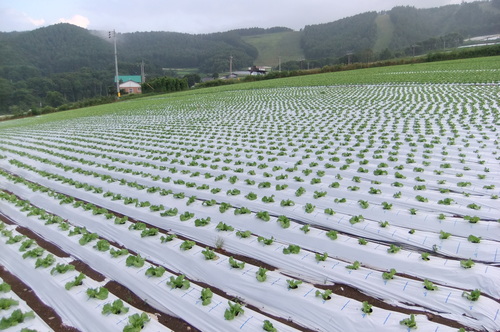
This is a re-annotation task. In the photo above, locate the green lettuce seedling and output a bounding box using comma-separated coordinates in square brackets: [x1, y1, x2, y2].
[263, 320, 277, 332]
[423, 279, 438, 291]
[315, 252, 328, 262]
[283, 244, 300, 254]
[462, 289, 480, 301]
[145, 266, 166, 277]
[202, 247, 218, 260]
[86, 287, 109, 300]
[0, 298, 19, 310]
[167, 275, 190, 289]
[228, 257, 245, 269]
[382, 268, 397, 280]
[286, 279, 303, 289]
[256, 267, 268, 282]
[346, 261, 360, 270]
[361, 301, 373, 314]
[65, 273, 85, 290]
[400, 314, 417, 329]
[200, 288, 213, 306]
[102, 299, 129, 315]
[315, 289, 332, 300]
[123, 312, 150, 332]
[125, 254, 145, 268]
[224, 301, 244, 320]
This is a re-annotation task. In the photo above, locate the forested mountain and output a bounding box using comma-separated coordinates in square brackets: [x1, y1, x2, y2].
[1, 0, 499, 115]
[301, 0, 500, 60]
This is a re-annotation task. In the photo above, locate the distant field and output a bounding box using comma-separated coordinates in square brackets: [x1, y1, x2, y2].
[243, 31, 305, 67]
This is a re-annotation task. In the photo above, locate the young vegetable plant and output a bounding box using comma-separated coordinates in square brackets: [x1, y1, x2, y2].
[467, 235, 481, 243]
[315, 252, 328, 262]
[35, 254, 56, 268]
[145, 266, 166, 277]
[0, 282, 11, 293]
[65, 273, 86, 290]
[125, 254, 145, 268]
[460, 258, 475, 269]
[194, 217, 211, 227]
[0, 298, 19, 310]
[421, 252, 430, 261]
[216, 222, 234, 232]
[180, 240, 196, 251]
[228, 257, 245, 269]
[286, 279, 303, 289]
[202, 247, 218, 260]
[387, 244, 401, 253]
[400, 314, 417, 329]
[179, 211, 195, 221]
[102, 299, 129, 315]
[263, 320, 277, 332]
[346, 261, 360, 270]
[141, 227, 159, 237]
[200, 287, 213, 306]
[94, 239, 110, 251]
[224, 301, 244, 320]
[423, 279, 438, 291]
[361, 301, 373, 314]
[236, 230, 252, 238]
[257, 236, 274, 246]
[110, 248, 129, 258]
[51, 263, 75, 275]
[439, 230, 451, 239]
[167, 275, 190, 289]
[283, 244, 300, 254]
[256, 267, 268, 282]
[256, 211, 270, 222]
[86, 287, 109, 300]
[382, 268, 397, 280]
[315, 289, 333, 301]
[349, 215, 364, 224]
[304, 203, 315, 213]
[274, 214, 290, 229]
[22, 247, 44, 259]
[219, 203, 232, 213]
[462, 289, 481, 301]
[379, 221, 389, 228]
[326, 230, 338, 240]
[160, 234, 177, 243]
[358, 238, 368, 245]
[123, 313, 150, 332]
[300, 224, 310, 233]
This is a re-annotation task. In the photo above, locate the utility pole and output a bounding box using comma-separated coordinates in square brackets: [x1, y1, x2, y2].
[140, 60, 145, 83]
[346, 51, 353, 65]
[229, 55, 233, 76]
[278, 56, 281, 72]
[109, 29, 120, 98]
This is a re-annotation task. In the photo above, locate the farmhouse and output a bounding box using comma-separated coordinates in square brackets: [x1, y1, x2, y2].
[119, 80, 142, 94]
[114, 75, 143, 94]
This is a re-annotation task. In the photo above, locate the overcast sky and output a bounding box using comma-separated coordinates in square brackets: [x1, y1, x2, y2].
[1, 0, 473, 34]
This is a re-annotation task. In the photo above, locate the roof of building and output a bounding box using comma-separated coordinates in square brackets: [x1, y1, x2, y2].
[115, 75, 142, 83]
[119, 80, 141, 88]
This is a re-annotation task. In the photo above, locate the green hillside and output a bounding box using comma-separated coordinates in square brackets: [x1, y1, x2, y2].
[243, 31, 304, 67]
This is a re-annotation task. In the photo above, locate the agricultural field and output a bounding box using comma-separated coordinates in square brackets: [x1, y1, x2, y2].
[0, 56, 499, 332]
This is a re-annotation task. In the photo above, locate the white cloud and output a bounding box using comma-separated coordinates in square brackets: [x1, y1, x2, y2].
[0, 8, 45, 31]
[58, 14, 90, 28]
